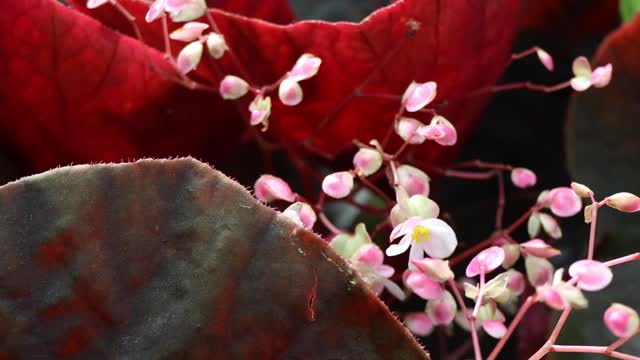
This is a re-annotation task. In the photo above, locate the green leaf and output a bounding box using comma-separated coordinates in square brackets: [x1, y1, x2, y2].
[621, 0, 640, 23]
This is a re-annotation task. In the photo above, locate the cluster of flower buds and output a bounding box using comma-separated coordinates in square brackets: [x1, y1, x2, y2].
[570, 56, 613, 91]
[166, 22, 229, 74]
[527, 186, 583, 239]
[253, 175, 317, 230]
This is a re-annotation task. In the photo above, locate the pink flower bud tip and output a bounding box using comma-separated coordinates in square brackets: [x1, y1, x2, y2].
[520, 239, 561, 258]
[411, 258, 454, 282]
[405, 313, 434, 337]
[417, 116, 457, 146]
[288, 54, 322, 82]
[466, 246, 505, 277]
[548, 187, 582, 217]
[278, 78, 303, 106]
[249, 95, 272, 131]
[254, 174, 296, 202]
[166, 0, 207, 23]
[403, 81, 437, 112]
[87, 0, 109, 9]
[426, 290, 456, 325]
[282, 202, 316, 230]
[536, 48, 554, 71]
[395, 117, 426, 144]
[169, 22, 209, 42]
[322, 172, 354, 199]
[538, 286, 569, 311]
[219, 75, 249, 100]
[511, 167, 537, 189]
[353, 148, 382, 176]
[483, 320, 507, 339]
[604, 303, 639, 338]
[145, 0, 167, 22]
[405, 270, 444, 300]
[605, 192, 640, 213]
[206, 33, 228, 59]
[568, 260, 612, 291]
[396, 165, 430, 197]
[176, 41, 203, 74]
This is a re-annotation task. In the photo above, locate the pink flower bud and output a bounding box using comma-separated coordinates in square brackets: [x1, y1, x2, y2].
[525, 256, 554, 287]
[520, 239, 561, 259]
[417, 116, 457, 146]
[87, 0, 109, 9]
[405, 313, 434, 337]
[568, 260, 612, 292]
[548, 187, 582, 217]
[330, 223, 372, 259]
[466, 246, 505, 277]
[538, 213, 562, 239]
[322, 172, 354, 199]
[501, 243, 521, 269]
[353, 148, 383, 176]
[145, 0, 167, 22]
[570, 56, 593, 91]
[176, 41, 203, 74]
[405, 270, 445, 300]
[412, 258, 454, 282]
[536, 48, 554, 71]
[169, 21, 209, 42]
[351, 243, 384, 268]
[278, 78, 303, 106]
[396, 165, 430, 197]
[528, 212, 541, 237]
[249, 95, 272, 131]
[288, 53, 322, 82]
[219, 75, 249, 100]
[167, 0, 207, 22]
[254, 174, 295, 202]
[395, 117, 426, 144]
[571, 182, 593, 198]
[538, 286, 569, 311]
[426, 290, 456, 325]
[592, 63, 612, 88]
[505, 269, 526, 295]
[605, 192, 640, 213]
[510, 167, 537, 189]
[206, 32, 228, 59]
[604, 303, 639, 338]
[282, 202, 316, 230]
[403, 81, 437, 112]
[482, 320, 507, 339]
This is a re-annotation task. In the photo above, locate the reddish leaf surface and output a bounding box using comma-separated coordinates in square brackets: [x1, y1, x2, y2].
[0, 158, 429, 359]
[1, 0, 519, 174]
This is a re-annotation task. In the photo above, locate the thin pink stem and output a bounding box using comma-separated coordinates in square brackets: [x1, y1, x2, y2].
[447, 279, 480, 360]
[487, 295, 537, 360]
[606, 334, 637, 353]
[551, 345, 640, 360]
[549, 307, 572, 343]
[509, 46, 541, 64]
[605, 253, 640, 267]
[438, 169, 496, 180]
[587, 193, 600, 260]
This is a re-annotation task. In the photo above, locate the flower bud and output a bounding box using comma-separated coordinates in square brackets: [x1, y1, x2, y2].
[466, 246, 505, 277]
[254, 174, 295, 202]
[548, 187, 582, 217]
[330, 223, 371, 259]
[405, 313, 434, 337]
[528, 212, 541, 237]
[539, 213, 562, 239]
[537, 286, 568, 310]
[505, 269, 526, 295]
[322, 171, 354, 199]
[501, 243, 521, 269]
[176, 41, 203, 74]
[353, 148, 383, 176]
[403, 81, 437, 112]
[282, 202, 316, 230]
[570, 182, 593, 198]
[568, 259, 612, 292]
[483, 320, 507, 339]
[605, 192, 640, 213]
[288, 53, 322, 82]
[604, 303, 639, 338]
[536, 48, 554, 71]
[145, 0, 167, 22]
[206, 32, 228, 59]
[396, 165, 430, 197]
[219, 75, 249, 100]
[412, 258, 454, 282]
[525, 256, 554, 287]
[395, 117, 426, 144]
[571, 56, 593, 91]
[87, 0, 109, 9]
[426, 290, 456, 325]
[167, 0, 207, 22]
[278, 78, 303, 106]
[418, 116, 457, 146]
[584, 204, 594, 223]
[510, 168, 537, 189]
[592, 63, 612, 88]
[520, 239, 561, 259]
[405, 270, 444, 300]
[249, 95, 272, 131]
[170, 21, 209, 42]
[389, 190, 440, 227]
[351, 243, 384, 267]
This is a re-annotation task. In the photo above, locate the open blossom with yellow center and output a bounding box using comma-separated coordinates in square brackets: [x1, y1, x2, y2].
[387, 216, 458, 267]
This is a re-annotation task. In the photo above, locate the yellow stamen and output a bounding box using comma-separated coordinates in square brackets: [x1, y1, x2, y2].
[411, 226, 430, 244]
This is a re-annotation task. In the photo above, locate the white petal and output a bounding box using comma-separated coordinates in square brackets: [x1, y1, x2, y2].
[422, 219, 457, 259]
[386, 235, 412, 256]
[381, 278, 406, 301]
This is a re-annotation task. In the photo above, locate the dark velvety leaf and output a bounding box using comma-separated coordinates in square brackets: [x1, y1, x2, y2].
[0, 158, 429, 359]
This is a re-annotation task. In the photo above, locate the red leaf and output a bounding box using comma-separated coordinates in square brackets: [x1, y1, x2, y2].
[1, 0, 519, 173]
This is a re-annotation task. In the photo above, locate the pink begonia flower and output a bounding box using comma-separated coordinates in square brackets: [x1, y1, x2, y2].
[253, 174, 296, 202]
[249, 95, 271, 131]
[321, 171, 354, 199]
[86, 0, 109, 9]
[402, 81, 437, 112]
[538, 212, 562, 239]
[387, 217, 457, 263]
[525, 255, 554, 288]
[520, 239, 561, 259]
[206, 33, 228, 59]
[395, 117, 426, 144]
[176, 41, 203, 74]
[282, 202, 316, 230]
[417, 115, 457, 146]
[501, 243, 520, 269]
[396, 165, 430, 197]
[389, 187, 439, 228]
[404, 270, 445, 300]
[169, 22, 209, 42]
[287, 54, 322, 82]
[351, 244, 405, 300]
[606, 192, 640, 213]
[510, 167, 537, 189]
[330, 223, 372, 259]
[568, 259, 613, 292]
[353, 148, 383, 176]
[570, 182, 593, 198]
[604, 303, 640, 338]
[278, 78, 303, 106]
[547, 187, 582, 217]
[426, 290, 456, 325]
[165, 0, 207, 22]
[411, 258, 454, 282]
[405, 313, 434, 337]
[219, 75, 249, 100]
[536, 269, 588, 311]
[570, 56, 612, 91]
[536, 48, 554, 71]
[465, 246, 505, 277]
